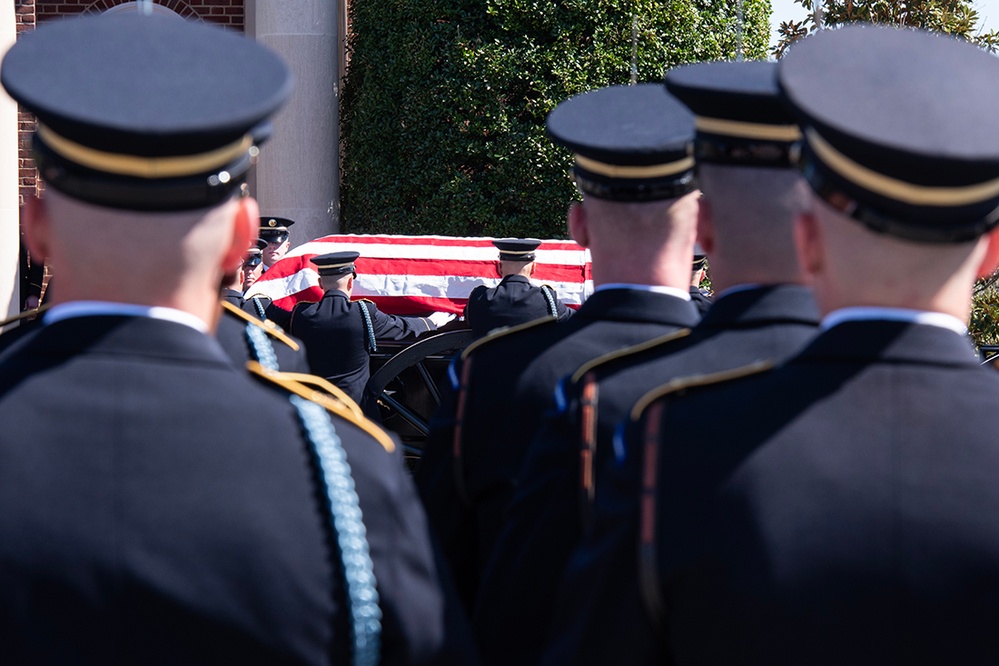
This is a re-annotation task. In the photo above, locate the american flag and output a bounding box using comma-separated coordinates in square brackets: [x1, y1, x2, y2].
[247, 234, 593, 315]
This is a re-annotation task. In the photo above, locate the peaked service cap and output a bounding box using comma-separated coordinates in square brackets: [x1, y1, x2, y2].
[493, 238, 542, 262]
[778, 24, 999, 243]
[546, 83, 696, 202]
[666, 60, 799, 168]
[260, 217, 296, 232]
[311, 251, 360, 277]
[0, 12, 293, 211]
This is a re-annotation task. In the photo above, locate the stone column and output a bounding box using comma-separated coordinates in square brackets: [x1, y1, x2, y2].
[0, 1, 19, 325]
[246, 1, 341, 246]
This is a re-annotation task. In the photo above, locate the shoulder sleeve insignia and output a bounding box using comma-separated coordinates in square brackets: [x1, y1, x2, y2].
[629, 359, 774, 423]
[246, 361, 396, 453]
[460, 315, 558, 360]
[570, 328, 692, 385]
[221, 299, 300, 352]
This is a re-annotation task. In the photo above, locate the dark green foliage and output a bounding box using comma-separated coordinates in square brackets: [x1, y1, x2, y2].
[341, 0, 771, 237]
[972, 272, 999, 349]
[773, 0, 999, 59]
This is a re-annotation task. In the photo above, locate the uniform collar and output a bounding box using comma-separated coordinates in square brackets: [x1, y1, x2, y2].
[45, 301, 210, 334]
[594, 283, 691, 301]
[799, 317, 979, 367]
[575, 287, 699, 327]
[821, 306, 967, 336]
[500, 274, 532, 285]
[699, 284, 819, 329]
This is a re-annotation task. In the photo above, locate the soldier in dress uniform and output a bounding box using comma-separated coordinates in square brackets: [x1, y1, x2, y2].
[259, 215, 294, 270]
[416, 83, 702, 613]
[688, 242, 712, 315]
[289, 251, 452, 415]
[241, 238, 267, 293]
[239, 239, 274, 321]
[544, 26, 999, 665]
[0, 13, 475, 665]
[221, 240, 264, 308]
[216, 238, 311, 374]
[464, 238, 573, 337]
[475, 59, 820, 665]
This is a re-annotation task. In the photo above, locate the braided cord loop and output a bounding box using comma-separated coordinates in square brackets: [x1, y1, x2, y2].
[290, 395, 382, 666]
[358, 301, 378, 353]
[252, 296, 267, 320]
[541, 285, 558, 318]
[245, 323, 279, 371]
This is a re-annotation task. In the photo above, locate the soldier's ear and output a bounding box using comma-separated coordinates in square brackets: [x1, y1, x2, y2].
[22, 194, 50, 261]
[223, 195, 259, 274]
[793, 209, 823, 279]
[696, 196, 715, 255]
[975, 226, 999, 279]
[568, 202, 589, 248]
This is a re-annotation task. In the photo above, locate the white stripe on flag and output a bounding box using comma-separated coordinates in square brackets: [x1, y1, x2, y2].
[250, 267, 593, 305]
[354, 273, 593, 302]
[285, 239, 590, 265]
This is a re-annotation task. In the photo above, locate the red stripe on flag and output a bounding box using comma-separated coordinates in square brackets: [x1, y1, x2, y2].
[255, 235, 592, 316]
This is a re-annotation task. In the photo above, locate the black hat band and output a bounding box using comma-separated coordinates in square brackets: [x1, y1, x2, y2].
[498, 249, 536, 260]
[808, 128, 999, 209]
[34, 134, 251, 211]
[801, 141, 999, 243]
[696, 138, 797, 169]
[37, 124, 253, 179]
[574, 172, 698, 202]
[33, 125, 255, 211]
[572, 154, 697, 202]
[317, 262, 356, 277]
[693, 118, 801, 169]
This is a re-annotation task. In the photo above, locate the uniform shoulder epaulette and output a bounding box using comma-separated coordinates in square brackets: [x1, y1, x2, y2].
[246, 361, 396, 453]
[630, 359, 774, 422]
[0, 303, 51, 329]
[460, 314, 558, 360]
[221, 299, 300, 352]
[290, 298, 319, 309]
[287, 299, 316, 320]
[354, 297, 376, 304]
[570, 328, 692, 385]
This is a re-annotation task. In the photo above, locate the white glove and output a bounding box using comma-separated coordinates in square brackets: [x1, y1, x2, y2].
[428, 311, 457, 328]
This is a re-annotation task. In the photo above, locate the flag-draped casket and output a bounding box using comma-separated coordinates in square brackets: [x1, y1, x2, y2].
[249, 234, 593, 316]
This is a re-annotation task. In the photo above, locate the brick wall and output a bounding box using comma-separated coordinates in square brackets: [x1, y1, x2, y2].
[15, 0, 35, 206]
[37, 0, 243, 27]
[16, 0, 245, 206]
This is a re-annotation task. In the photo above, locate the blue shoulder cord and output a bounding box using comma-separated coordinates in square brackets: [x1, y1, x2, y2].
[245, 322, 382, 666]
[244, 323, 279, 371]
[541, 284, 558, 318]
[251, 295, 267, 321]
[291, 395, 382, 666]
[358, 301, 378, 353]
